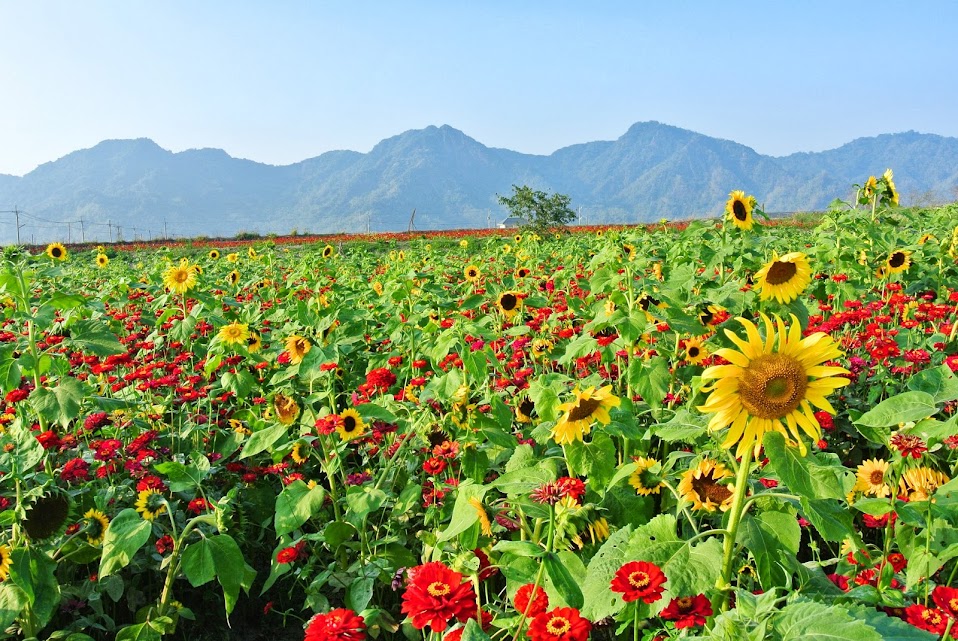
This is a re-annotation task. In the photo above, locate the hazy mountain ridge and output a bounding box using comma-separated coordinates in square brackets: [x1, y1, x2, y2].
[1, 123, 956, 243]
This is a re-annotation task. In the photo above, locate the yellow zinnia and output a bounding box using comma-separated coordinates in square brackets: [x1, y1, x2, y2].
[698, 314, 850, 457]
[551, 385, 620, 444]
[753, 252, 812, 304]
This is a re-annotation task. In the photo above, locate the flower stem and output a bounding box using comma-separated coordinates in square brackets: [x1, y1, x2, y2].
[714, 447, 754, 612]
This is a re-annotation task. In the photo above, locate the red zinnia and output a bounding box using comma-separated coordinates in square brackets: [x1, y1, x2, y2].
[659, 594, 712, 629]
[513, 583, 549, 618]
[610, 561, 667, 603]
[400, 561, 476, 632]
[527, 607, 591, 641]
[365, 367, 397, 393]
[931, 585, 958, 619]
[304, 608, 366, 641]
[277, 541, 306, 564]
[904, 603, 947, 635]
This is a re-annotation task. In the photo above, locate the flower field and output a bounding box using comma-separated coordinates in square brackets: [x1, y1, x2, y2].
[2, 176, 958, 641]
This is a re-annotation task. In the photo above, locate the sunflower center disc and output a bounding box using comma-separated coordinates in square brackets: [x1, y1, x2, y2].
[567, 397, 602, 422]
[889, 252, 906, 268]
[870, 470, 885, 485]
[738, 354, 808, 420]
[732, 200, 748, 221]
[765, 261, 798, 285]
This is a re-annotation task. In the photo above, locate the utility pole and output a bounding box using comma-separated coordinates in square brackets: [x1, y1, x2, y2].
[67, 222, 72, 243]
[108, 221, 114, 243]
[79, 218, 85, 243]
[2, 208, 23, 244]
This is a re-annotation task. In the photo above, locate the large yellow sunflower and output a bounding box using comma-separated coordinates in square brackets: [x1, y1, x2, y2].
[725, 191, 756, 231]
[95, 253, 110, 268]
[336, 409, 365, 441]
[899, 467, 949, 501]
[496, 291, 522, 318]
[83, 508, 110, 546]
[0, 544, 11, 582]
[550, 385, 620, 444]
[679, 459, 735, 512]
[697, 314, 850, 457]
[753, 252, 812, 304]
[853, 459, 891, 497]
[218, 322, 249, 346]
[285, 335, 312, 364]
[885, 250, 911, 275]
[46, 242, 68, 260]
[464, 265, 481, 282]
[162, 259, 198, 294]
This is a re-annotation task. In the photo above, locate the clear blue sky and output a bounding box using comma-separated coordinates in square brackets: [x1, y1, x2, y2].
[1, 1, 956, 176]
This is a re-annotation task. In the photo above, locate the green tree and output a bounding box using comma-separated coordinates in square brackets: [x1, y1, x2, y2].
[497, 184, 576, 232]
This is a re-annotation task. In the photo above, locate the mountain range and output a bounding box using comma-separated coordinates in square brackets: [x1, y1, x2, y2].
[1, 122, 957, 244]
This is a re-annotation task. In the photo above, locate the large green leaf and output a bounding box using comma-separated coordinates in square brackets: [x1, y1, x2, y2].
[775, 599, 883, 641]
[631, 356, 669, 409]
[800, 497, 856, 542]
[854, 391, 937, 428]
[739, 512, 800, 589]
[564, 431, 616, 490]
[207, 534, 249, 615]
[239, 423, 287, 459]
[68, 319, 125, 356]
[274, 480, 326, 536]
[181, 540, 216, 588]
[543, 552, 583, 609]
[906, 364, 958, 404]
[100, 509, 153, 577]
[581, 525, 635, 620]
[29, 376, 89, 427]
[0, 583, 28, 632]
[9, 548, 60, 629]
[764, 432, 847, 500]
[438, 480, 486, 542]
[0, 344, 21, 394]
[153, 459, 209, 493]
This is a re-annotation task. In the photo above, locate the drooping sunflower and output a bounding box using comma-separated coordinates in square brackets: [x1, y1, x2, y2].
[464, 265, 481, 282]
[753, 252, 812, 304]
[853, 459, 892, 497]
[0, 544, 11, 582]
[208, 249, 220, 260]
[273, 393, 300, 425]
[697, 314, 850, 457]
[863, 175, 878, 198]
[629, 457, 665, 496]
[285, 335, 312, 364]
[218, 322, 249, 346]
[497, 291, 522, 318]
[885, 250, 911, 275]
[95, 253, 110, 268]
[22, 493, 71, 540]
[227, 270, 240, 286]
[322, 245, 334, 259]
[725, 191, 756, 231]
[551, 385, 621, 444]
[247, 246, 258, 259]
[135, 489, 167, 521]
[678, 459, 735, 512]
[290, 440, 310, 464]
[246, 331, 262, 353]
[899, 467, 950, 501]
[162, 259, 198, 294]
[83, 508, 110, 546]
[882, 168, 899, 206]
[515, 396, 536, 423]
[337, 409, 365, 441]
[45, 242, 68, 260]
[684, 336, 708, 365]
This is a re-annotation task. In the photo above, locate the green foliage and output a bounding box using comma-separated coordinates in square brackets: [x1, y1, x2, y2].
[497, 184, 576, 232]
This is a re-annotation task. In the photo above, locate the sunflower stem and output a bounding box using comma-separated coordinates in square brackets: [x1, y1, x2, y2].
[714, 447, 754, 613]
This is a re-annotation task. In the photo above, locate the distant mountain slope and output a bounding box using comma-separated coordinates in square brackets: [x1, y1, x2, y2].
[1, 123, 956, 243]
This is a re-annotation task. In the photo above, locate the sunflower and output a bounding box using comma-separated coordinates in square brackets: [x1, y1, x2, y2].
[684, 336, 708, 365]
[248, 246, 258, 259]
[273, 393, 300, 425]
[322, 245, 334, 259]
[551, 385, 621, 444]
[372, 281, 384, 296]
[629, 457, 665, 496]
[208, 249, 220, 260]
[0, 545, 11, 582]
[531, 338, 553, 359]
[515, 396, 536, 423]
[863, 175, 878, 198]
[515, 266, 531, 279]
[697, 314, 850, 457]
[23, 494, 71, 540]
[285, 335, 311, 364]
[469, 498, 493, 537]
[246, 331, 262, 353]
[882, 168, 899, 206]
[83, 508, 110, 545]
[899, 467, 950, 501]
[917, 233, 936, 245]
[226, 252, 239, 263]
[496, 291, 522, 318]
[622, 243, 636, 261]
[853, 459, 892, 497]
[514, 234, 523, 243]
[679, 459, 735, 512]
[725, 191, 756, 231]
[290, 440, 310, 464]
[135, 489, 167, 521]
[227, 270, 240, 286]
[218, 322, 249, 346]
[44, 242, 68, 260]
[95, 253, 110, 268]
[464, 265, 481, 282]
[885, 250, 911, 275]
[162, 259, 198, 294]
[753, 252, 812, 304]
[337, 409, 365, 441]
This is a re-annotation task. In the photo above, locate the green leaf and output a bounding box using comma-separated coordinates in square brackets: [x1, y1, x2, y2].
[775, 599, 883, 641]
[181, 540, 216, 588]
[632, 356, 670, 409]
[115, 623, 162, 641]
[739, 512, 800, 589]
[543, 552, 583, 610]
[764, 432, 847, 500]
[100, 508, 153, 577]
[29, 376, 89, 427]
[0, 344, 21, 394]
[274, 480, 326, 536]
[347, 576, 375, 613]
[208, 534, 247, 615]
[491, 541, 545, 558]
[345, 486, 388, 525]
[854, 391, 937, 428]
[1, 422, 45, 473]
[653, 408, 707, 442]
[800, 497, 856, 542]
[438, 480, 486, 542]
[906, 364, 958, 404]
[581, 525, 635, 620]
[239, 423, 287, 459]
[564, 431, 616, 491]
[153, 460, 208, 493]
[9, 548, 59, 629]
[69, 319, 125, 356]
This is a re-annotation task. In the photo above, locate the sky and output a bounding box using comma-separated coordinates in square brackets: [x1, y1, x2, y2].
[1, 1, 957, 176]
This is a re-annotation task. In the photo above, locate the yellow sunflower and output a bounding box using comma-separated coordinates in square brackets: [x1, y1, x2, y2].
[551, 385, 621, 444]
[285, 335, 312, 364]
[725, 191, 756, 231]
[881, 168, 899, 206]
[885, 250, 911, 275]
[697, 314, 850, 457]
[629, 457, 665, 496]
[83, 508, 110, 545]
[515, 266, 531, 279]
[679, 459, 735, 512]
[753, 252, 812, 304]
[95, 253, 110, 268]
[899, 467, 950, 501]
[246, 332, 262, 353]
[290, 440, 310, 464]
[322, 245, 334, 259]
[863, 175, 878, 198]
[273, 393, 300, 425]
[218, 322, 249, 346]
[337, 409, 365, 441]
[469, 498, 493, 537]
[247, 246, 258, 259]
[135, 489, 167, 521]
[464, 265, 481, 282]
[227, 270, 240, 286]
[515, 396, 536, 423]
[226, 252, 239, 263]
[853, 459, 891, 497]
[531, 338, 553, 359]
[46, 242, 68, 260]
[0, 544, 10, 582]
[684, 336, 708, 365]
[208, 249, 220, 260]
[496, 291, 522, 318]
[162, 259, 198, 294]
[622, 243, 636, 261]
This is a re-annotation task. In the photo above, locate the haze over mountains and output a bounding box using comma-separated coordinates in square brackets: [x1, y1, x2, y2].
[1, 121, 957, 244]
